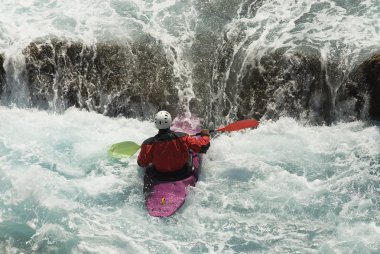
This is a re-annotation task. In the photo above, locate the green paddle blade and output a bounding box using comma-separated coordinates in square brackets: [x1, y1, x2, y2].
[108, 141, 141, 158]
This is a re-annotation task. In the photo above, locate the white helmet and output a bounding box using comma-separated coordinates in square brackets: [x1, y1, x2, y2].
[154, 110, 172, 129]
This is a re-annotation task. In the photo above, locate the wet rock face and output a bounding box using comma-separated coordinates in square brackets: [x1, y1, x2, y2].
[18, 35, 379, 124]
[23, 36, 178, 118]
[211, 43, 371, 125]
[0, 54, 5, 96]
[238, 48, 330, 124]
[211, 46, 332, 124]
[361, 54, 380, 121]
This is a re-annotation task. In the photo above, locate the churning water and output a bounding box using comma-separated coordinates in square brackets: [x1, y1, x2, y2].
[1, 0, 380, 253]
[0, 107, 379, 253]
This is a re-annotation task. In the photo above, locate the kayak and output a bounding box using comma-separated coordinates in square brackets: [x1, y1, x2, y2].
[107, 117, 259, 216]
[143, 116, 203, 217]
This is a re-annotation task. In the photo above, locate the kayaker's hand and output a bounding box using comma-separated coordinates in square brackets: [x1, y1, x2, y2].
[200, 129, 210, 137]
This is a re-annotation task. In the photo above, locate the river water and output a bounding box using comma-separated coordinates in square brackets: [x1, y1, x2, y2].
[1, 0, 380, 253]
[0, 107, 379, 253]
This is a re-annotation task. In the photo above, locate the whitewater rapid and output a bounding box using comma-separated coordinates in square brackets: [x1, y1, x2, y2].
[0, 107, 379, 253]
[1, 0, 380, 252]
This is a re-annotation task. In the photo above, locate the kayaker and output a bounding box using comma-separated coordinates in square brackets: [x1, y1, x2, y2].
[137, 110, 210, 180]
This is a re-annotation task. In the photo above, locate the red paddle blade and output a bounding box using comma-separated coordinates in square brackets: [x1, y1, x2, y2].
[217, 119, 259, 132]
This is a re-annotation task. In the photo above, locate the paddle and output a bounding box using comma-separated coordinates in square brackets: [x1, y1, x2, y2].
[108, 119, 259, 158]
[195, 119, 260, 135]
[108, 141, 141, 158]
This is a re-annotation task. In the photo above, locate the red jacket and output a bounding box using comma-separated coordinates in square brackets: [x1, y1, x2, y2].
[137, 130, 210, 173]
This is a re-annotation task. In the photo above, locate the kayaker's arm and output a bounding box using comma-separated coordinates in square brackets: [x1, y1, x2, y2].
[137, 143, 153, 167]
[199, 142, 210, 153]
[185, 131, 210, 154]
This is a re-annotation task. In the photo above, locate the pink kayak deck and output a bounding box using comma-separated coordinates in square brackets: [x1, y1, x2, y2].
[146, 175, 198, 217]
[145, 116, 202, 217]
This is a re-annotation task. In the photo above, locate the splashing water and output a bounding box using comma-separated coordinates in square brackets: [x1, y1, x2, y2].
[1, 0, 380, 253]
[0, 106, 379, 253]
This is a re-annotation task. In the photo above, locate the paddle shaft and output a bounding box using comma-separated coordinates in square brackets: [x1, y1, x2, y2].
[194, 119, 259, 136]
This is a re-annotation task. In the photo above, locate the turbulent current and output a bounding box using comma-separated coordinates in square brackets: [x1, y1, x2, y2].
[0, 0, 380, 253]
[1, 107, 379, 253]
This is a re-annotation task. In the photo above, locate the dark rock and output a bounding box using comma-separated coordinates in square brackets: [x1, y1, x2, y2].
[334, 65, 368, 122]
[238, 47, 336, 124]
[18, 33, 379, 124]
[22, 36, 178, 119]
[211, 44, 336, 124]
[210, 42, 374, 125]
[360, 54, 380, 121]
[0, 54, 5, 97]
